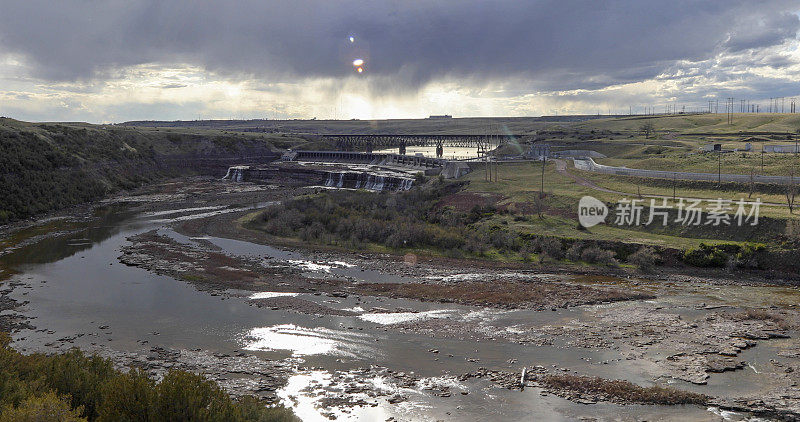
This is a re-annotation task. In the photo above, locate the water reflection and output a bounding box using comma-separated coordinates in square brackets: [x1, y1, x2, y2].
[374, 146, 481, 160]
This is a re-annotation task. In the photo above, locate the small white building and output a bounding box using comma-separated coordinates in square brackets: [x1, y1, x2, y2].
[763, 144, 800, 153]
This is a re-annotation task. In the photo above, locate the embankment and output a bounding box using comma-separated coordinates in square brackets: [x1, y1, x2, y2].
[0, 118, 298, 223]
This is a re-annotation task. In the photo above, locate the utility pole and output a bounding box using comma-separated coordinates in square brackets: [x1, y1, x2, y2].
[540, 156, 546, 195]
[718, 150, 722, 186]
[673, 172, 677, 200]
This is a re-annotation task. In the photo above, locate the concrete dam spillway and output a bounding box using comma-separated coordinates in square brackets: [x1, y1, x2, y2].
[221, 150, 474, 191]
[222, 163, 416, 192]
[323, 171, 414, 191]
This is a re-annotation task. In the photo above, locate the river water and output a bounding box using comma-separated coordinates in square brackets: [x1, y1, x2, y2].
[374, 146, 482, 161]
[0, 204, 760, 421]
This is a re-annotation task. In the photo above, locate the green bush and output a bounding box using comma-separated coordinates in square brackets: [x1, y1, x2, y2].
[682, 243, 729, 267]
[0, 391, 86, 422]
[151, 371, 238, 422]
[0, 332, 298, 422]
[97, 369, 155, 422]
[735, 243, 767, 269]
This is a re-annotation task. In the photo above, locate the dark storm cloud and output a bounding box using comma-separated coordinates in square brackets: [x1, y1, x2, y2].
[0, 0, 798, 92]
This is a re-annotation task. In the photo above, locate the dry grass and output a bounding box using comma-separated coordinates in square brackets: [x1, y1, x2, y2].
[541, 374, 709, 405]
[356, 281, 653, 310]
[731, 308, 790, 329]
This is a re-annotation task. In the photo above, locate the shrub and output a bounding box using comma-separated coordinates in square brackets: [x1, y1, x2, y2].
[628, 247, 659, 272]
[38, 350, 116, 420]
[0, 391, 86, 422]
[464, 235, 488, 256]
[0, 332, 298, 422]
[734, 243, 767, 269]
[565, 242, 583, 261]
[519, 241, 535, 262]
[536, 237, 563, 260]
[682, 243, 728, 267]
[580, 247, 617, 266]
[97, 369, 155, 422]
[151, 371, 238, 422]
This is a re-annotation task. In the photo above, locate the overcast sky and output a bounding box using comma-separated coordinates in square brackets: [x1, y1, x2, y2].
[1, 0, 800, 122]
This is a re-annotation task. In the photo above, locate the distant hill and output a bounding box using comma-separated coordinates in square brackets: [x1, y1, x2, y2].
[120, 113, 800, 137]
[118, 115, 618, 136]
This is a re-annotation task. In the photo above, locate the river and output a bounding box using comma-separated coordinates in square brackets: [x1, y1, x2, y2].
[0, 200, 780, 421]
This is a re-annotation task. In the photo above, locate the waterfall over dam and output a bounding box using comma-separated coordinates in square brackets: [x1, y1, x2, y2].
[323, 172, 414, 191]
[222, 164, 415, 191]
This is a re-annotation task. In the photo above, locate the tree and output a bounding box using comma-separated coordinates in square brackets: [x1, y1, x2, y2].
[640, 122, 655, 139]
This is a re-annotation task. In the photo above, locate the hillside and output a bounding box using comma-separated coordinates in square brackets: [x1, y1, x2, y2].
[573, 113, 800, 135]
[0, 118, 309, 223]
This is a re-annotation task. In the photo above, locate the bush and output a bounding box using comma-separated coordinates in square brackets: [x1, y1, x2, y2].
[464, 235, 489, 256]
[565, 242, 583, 261]
[580, 247, 617, 266]
[0, 391, 86, 422]
[628, 247, 659, 272]
[151, 371, 238, 421]
[0, 332, 298, 422]
[536, 237, 563, 260]
[734, 243, 767, 269]
[682, 243, 728, 267]
[97, 369, 154, 422]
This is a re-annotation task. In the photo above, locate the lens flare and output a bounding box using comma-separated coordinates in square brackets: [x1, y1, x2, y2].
[356, 67, 363, 73]
[349, 36, 355, 43]
[352, 59, 364, 66]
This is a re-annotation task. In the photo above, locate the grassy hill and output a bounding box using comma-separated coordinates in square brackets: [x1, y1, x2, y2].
[0, 118, 310, 223]
[573, 113, 800, 135]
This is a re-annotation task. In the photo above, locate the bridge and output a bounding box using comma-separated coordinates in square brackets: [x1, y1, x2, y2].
[321, 134, 518, 156]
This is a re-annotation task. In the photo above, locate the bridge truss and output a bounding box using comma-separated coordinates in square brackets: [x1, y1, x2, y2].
[321, 134, 515, 157]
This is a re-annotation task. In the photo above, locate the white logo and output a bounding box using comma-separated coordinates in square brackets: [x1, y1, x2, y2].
[578, 196, 608, 228]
